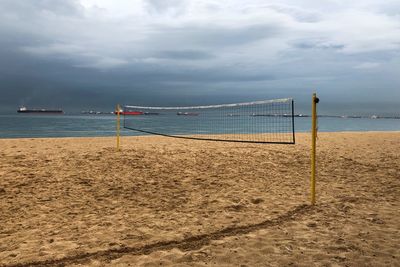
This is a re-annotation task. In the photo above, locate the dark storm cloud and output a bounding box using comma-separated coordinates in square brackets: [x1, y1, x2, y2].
[0, 45, 275, 112]
[0, 0, 399, 114]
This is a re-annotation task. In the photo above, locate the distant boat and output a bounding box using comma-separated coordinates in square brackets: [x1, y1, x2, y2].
[17, 106, 63, 114]
[114, 109, 143, 115]
[115, 111, 144, 115]
[177, 112, 199, 116]
[250, 113, 278, 117]
[81, 110, 109, 115]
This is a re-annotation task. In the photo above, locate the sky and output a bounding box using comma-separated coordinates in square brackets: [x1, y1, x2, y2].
[0, 0, 399, 114]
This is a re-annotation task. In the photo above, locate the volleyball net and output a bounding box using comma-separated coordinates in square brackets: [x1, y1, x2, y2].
[122, 98, 295, 144]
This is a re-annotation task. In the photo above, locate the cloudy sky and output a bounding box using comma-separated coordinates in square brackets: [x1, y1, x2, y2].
[0, 0, 399, 114]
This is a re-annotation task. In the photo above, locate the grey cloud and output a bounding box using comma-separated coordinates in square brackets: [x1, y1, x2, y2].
[149, 23, 282, 49]
[145, 0, 187, 14]
[0, 0, 83, 18]
[292, 40, 345, 50]
[156, 50, 215, 60]
[263, 4, 321, 23]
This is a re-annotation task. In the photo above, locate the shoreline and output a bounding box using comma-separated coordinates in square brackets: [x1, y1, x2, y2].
[0, 130, 400, 140]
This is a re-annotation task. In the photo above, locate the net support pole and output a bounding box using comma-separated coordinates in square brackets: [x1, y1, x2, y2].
[311, 93, 319, 205]
[292, 99, 295, 144]
[116, 104, 121, 151]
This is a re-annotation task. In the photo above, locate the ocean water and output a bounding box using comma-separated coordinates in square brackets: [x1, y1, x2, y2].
[0, 114, 399, 139]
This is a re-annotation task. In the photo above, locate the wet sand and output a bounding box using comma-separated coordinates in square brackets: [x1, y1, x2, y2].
[0, 132, 399, 266]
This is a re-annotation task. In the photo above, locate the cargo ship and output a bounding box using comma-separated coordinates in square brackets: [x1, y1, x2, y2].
[17, 106, 63, 114]
[114, 109, 144, 115]
[114, 109, 159, 115]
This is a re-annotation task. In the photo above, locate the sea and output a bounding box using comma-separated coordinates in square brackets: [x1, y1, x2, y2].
[0, 114, 399, 139]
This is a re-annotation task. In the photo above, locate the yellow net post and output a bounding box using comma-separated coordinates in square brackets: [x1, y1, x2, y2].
[311, 93, 319, 205]
[116, 104, 121, 150]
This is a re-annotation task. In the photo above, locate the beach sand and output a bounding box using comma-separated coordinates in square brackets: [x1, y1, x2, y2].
[0, 132, 399, 266]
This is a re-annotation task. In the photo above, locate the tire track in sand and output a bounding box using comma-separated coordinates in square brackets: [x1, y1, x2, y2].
[3, 204, 313, 267]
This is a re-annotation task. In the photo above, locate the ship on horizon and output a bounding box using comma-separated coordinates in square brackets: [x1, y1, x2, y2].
[17, 106, 64, 114]
[114, 108, 159, 115]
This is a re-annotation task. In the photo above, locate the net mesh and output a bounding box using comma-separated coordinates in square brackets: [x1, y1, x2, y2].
[123, 98, 295, 144]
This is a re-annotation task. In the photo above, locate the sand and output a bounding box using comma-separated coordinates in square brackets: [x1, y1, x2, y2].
[0, 132, 399, 267]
